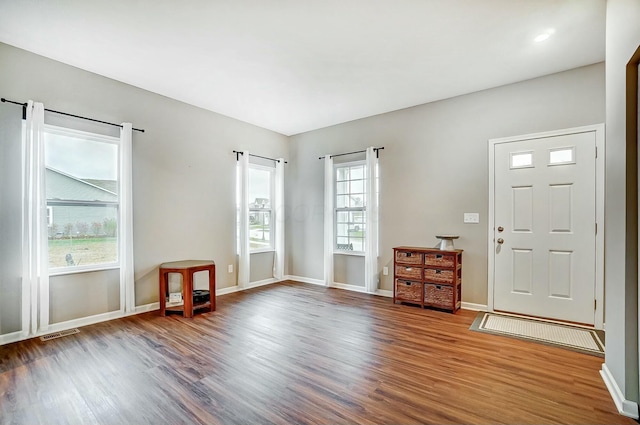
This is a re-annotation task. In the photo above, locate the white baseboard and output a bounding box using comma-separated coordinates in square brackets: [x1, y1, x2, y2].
[216, 285, 240, 296]
[600, 363, 639, 419]
[285, 275, 393, 298]
[217, 278, 281, 296]
[284, 278, 485, 308]
[331, 283, 394, 298]
[0, 330, 23, 345]
[0, 309, 135, 346]
[133, 302, 159, 314]
[0, 278, 281, 347]
[285, 275, 325, 286]
[376, 289, 393, 298]
[246, 278, 279, 289]
[131, 279, 279, 310]
[331, 281, 367, 293]
[132, 280, 279, 309]
[461, 302, 488, 311]
[46, 310, 125, 335]
[2, 303, 162, 346]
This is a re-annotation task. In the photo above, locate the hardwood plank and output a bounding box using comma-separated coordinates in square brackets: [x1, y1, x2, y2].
[0, 281, 633, 424]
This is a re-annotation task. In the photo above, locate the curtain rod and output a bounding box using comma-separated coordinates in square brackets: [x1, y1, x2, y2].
[1, 97, 145, 133]
[318, 147, 384, 160]
[233, 150, 287, 163]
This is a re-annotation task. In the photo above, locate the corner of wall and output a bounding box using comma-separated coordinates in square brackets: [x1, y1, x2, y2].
[601, 363, 640, 419]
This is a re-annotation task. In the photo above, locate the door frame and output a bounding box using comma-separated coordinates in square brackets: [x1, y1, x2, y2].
[487, 124, 605, 329]
[628, 46, 640, 402]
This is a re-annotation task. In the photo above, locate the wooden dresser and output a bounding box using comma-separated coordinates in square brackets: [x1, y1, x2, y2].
[393, 246, 463, 313]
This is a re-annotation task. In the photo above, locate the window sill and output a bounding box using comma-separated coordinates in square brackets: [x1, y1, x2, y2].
[49, 264, 120, 277]
[333, 251, 365, 257]
[251, 249, 276, 254]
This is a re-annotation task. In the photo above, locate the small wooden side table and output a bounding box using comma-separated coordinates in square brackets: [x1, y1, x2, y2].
[159, 260, 216, 318]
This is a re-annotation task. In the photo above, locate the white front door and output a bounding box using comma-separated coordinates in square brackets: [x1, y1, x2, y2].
[493, 130, 597, 325]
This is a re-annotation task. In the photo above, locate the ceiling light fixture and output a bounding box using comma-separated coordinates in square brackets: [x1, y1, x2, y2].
[534, 33, 550, 42]
[534, 28, 556, 43]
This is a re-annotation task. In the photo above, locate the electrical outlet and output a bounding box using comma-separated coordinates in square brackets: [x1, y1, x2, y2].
[383, 266, 389, 276]
[228, 264, 233, 273]
[464, 212, 480, 224]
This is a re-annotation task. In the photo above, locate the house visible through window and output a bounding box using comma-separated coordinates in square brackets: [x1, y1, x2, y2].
[44, 126, 119, 270]
[248, 164, 274, 251]
[335, 161, 366, 253]
[46, 206, 53, 227]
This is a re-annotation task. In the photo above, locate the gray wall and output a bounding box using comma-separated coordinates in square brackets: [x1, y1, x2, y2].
[250, 252, 276, 283]
[0, 41, 608, 336]
[604, 0, 640, 406]
[288, 63, 605, 305]
[0, 42, 288, 330]
[0, 99, 23, 334]
[334, 254, 364, 286]
[50, 269, 120, 324]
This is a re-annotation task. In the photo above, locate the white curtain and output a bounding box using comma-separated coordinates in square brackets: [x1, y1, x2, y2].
[119, 123, 135, 312]
[273, 158, 285, 280]
[323, 155, 334, 287]
[21, 100, 49, 336]
[364, 147, 379, 294]
[237, 151, 250, 288]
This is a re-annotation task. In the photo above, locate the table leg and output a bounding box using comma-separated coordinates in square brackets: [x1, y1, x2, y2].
[208, 265, 216, 312]
[183, 270, 193, 318]
[159, 270, 167, 316]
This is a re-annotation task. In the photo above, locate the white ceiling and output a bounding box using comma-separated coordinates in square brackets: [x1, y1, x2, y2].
[0, 0, 605, 136]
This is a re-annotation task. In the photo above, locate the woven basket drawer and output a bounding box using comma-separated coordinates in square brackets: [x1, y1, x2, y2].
[395, 265, 422, 280]
[395, 251, 423, 265]
[424, 283, 453, 308]
[424, 268, 455, 284]
[424, 252, 455, 268]
[395, 279, 422, 303]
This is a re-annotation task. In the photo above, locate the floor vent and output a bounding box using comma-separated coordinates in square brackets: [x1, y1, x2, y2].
[39, 328, 80, 342]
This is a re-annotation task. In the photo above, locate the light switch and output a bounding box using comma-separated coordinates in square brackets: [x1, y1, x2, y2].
[383, 267, 389, 276]
[228, 264, 234, 273]
[464, 213, 480, 224]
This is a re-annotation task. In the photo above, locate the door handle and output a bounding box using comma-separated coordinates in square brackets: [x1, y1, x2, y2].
[497, 226, 504, 232]
[497, 238, 504, 244]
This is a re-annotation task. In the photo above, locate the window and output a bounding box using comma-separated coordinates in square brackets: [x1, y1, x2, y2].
[510, 151, 534, 169]
[248, 164, 274, 251]
[335, 161, 366, 253]
[46, 206, 53, 227]
[44, 126, 119, 270]
[549, 147, 575, 165]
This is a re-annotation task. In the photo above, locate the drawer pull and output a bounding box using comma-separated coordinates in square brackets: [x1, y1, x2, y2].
[406, 252, 412, 257]
[436, 285, 442, 290]
[435, 269, 442, 274]
[405, 281, 411, 286]
[405, 267, 412, 271]
[436, 254, 443, 259]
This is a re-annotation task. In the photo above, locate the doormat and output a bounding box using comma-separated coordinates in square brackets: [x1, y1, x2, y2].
[469, 312, 605, 357]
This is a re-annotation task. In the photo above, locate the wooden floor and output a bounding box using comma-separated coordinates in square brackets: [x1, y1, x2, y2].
[0, 281, 634, 424]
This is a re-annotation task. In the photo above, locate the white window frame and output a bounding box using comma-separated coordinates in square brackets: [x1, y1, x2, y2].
[248, 163, 275, 253]
[334, 160, 366, 255]
[44, 124, 121, 276]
